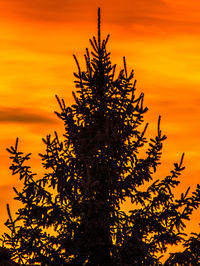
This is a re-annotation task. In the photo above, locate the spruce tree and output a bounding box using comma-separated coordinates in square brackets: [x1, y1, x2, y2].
[1, 8, 200, 265]
[164, 233, 200, 265]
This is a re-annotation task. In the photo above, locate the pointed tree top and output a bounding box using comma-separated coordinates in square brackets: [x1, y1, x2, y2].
[98, 8, 101, 49]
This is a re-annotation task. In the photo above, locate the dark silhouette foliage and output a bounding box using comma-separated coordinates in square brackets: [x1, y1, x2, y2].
[1, 8, 200, 265]
[164, 233, 200, 265]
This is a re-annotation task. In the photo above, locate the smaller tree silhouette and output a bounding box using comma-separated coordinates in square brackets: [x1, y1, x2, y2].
[1, 8, 200, 266]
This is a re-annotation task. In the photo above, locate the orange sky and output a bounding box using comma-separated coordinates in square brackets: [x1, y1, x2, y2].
[0, 0, 200, 241]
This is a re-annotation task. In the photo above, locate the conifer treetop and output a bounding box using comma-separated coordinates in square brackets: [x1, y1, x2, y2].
[1, 8, 200, 266]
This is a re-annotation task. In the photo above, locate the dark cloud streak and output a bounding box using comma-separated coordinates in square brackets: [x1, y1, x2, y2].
[0, 107, 57, 124]
[3, 0, 198, 35]
[2, 0, 168, 24]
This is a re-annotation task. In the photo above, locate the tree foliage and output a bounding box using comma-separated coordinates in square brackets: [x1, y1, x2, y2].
[1, 8, 200, 266]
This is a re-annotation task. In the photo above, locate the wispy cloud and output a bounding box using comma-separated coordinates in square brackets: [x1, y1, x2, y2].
[0, 0, 170, 24]
[1, 0, 198, 33]
[0, 107, 57, 124]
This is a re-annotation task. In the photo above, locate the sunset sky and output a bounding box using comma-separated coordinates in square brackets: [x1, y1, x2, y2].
[0, 0, 200, 240]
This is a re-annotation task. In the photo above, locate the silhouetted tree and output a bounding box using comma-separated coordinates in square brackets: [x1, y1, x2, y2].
[164, 233, 200, 265]
[1, 8, 200, 266]
[0, 247, 19, 265]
